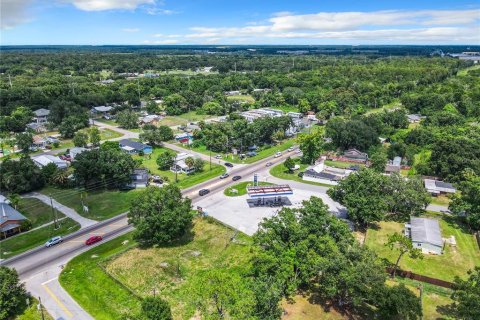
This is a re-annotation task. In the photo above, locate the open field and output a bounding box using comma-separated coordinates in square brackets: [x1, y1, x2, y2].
[226, 94, 255, 103]
[224, 181, 273, 196]
[159, 111, 216, 127]
[324, 160, 365, 169]
[364, 100, 402, 115]
[18, 198, 64, 228]
[365, 213, 480, 282]
[457, 64, 480, 76]
[269, 159, 333, 188]
[136, 147, 226, 189]
[182, 139, 296, 164]
[41, 186, 141, 220]
[0, 218, 80, 259]
[99, 128, 123, 140]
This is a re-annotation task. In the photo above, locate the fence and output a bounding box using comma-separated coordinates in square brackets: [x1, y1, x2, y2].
[386, 267, 454, 289]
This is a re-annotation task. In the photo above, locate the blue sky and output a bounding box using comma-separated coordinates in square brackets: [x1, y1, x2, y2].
[1, 0, 479, 45]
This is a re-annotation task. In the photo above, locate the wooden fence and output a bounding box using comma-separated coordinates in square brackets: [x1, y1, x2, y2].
[386, 267, 454, 289]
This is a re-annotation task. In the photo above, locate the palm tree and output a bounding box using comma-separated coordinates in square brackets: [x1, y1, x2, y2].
[185, 157, 195, 169]
[51, 170, 70, 187]
[8, 193, 21, 210]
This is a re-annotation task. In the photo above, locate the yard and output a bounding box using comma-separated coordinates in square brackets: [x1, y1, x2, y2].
[99, 128, 123, 140]
[226, 94, 255, 103]
[41, 186, 141, 220]
[15, 297, 54, 320]
[18, 198, 65, 228]
[135, 147, 226, 189]
[324, 160, 365, 169]
[269, 158, 333, 188]
[60, 217, 252, 319]
[0, 218, 80, 259]
[158, 111, 216, 127]
[365, 213, 480, 282]
[180, 139, 296, 164]
[224, 181, 273, 197]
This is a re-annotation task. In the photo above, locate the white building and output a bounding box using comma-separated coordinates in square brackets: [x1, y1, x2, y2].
[32, 155, 68, 169]
[302, 157, 355, 185]
[424, 179, 456, 195]
[405, 217, 443, 255]
[170, 152, 197, 174]
[240, 108, 285, 123]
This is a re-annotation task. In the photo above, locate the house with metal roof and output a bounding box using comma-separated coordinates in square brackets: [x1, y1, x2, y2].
[119, 139, 152, 154]
[424, 179, 456, 195]
[405, 217, 443, 255]
[32, 155, 68, 169]
[1, 202, 28, 239]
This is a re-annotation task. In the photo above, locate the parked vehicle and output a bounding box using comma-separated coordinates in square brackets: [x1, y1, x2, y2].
[199, 189, 210, 196]
[274, 151, 282, 158]
[298, 172, 304, 178]
[220, 173, 230, 179]
[295, 149, 302, 154]
[266, 162, 273, 167]
[232, 175, 241, 181]
[215, 154, 222, 159]
[288, 147, 294, 152]
[45, 236, 63, 247]
[246, 151, 257, 157]
[85, 235, 103, 245]
[224, 162, 234, 168]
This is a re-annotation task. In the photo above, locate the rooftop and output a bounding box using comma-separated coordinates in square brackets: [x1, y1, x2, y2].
[1, 203, 27, 226]
[34, 108, 50, 117]
[409, 217, 443, 247]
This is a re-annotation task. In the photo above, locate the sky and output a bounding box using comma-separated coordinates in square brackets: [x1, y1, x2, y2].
[1, 0, 479, 45]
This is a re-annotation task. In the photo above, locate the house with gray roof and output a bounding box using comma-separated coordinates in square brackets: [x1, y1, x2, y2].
[33, 108, 50, 124]
[405, 217, 443, 255]
[1, 202, 28, 239]
[424, 179, 456, 195]
[119, 139, 152, 154]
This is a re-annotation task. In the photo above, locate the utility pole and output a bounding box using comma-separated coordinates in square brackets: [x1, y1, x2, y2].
[38, 296, 45, 320]
[209, 150, 212, 171]
[49, 194, 59, 229]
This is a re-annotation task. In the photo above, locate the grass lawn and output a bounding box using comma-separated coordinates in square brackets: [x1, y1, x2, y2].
[41, 186, 141, 220]
[18, 198, 64, 228]
[135, 147, 226, 189]
[15, 297, 54, 320]
[224, 181, 273, 196]
[61, 217, 252, 319]
[59, 233, 141, 320]
[457, 64, 480, 76]
[324, 160, 365, 169]
[430, 195, 452, 206]
[99, 128, 123, 140]
[226, 94, 255, 103]
[0, 218, 80, 259]
[159, 111, 215, 127]
[282, 294, 344, 320]
[182, 139, 296, 164]
[94, 118, 118, 126]
[365, 214, 480, 282]
[269, 159, 333, 188]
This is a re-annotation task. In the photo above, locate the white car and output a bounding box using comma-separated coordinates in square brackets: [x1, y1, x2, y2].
[45, 236, 63, 247]
[215, 154, 222, 159]
[219, 173, 230, 179]
[274, 151, 282, 158]
[295, 149, 302, 154]
[288, 147, 294, 152]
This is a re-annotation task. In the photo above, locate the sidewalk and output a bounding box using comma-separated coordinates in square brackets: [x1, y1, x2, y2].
[24, 193, 97, 228]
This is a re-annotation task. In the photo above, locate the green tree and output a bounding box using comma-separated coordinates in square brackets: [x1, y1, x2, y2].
[0, 266, 28, 319]
[193, 158, 204, 172]
[450, 267, 480, 320]
[283, 157, 295, 172]
[73, 131, 89, 147]
[128, 185, 192, 246]
[141, 297, 172, 320]
[145, 101, 159, 115]
[185, 156, 194, 169]
[386, 174, 430, 220]
[164, 94, 188, 115]
[450, 169, 480, 231]
[116, 110, 139, 129]
[42, 162, 59, 184]
[59, 115, 88, 138]
[89, 126, 101, 147]
[377, 284, 422, 320]
[15, 132, 33, 154]
[385, 232, 423, 278]
[370, 149, 388, 173]
[156, 150, 176, 170]
[202, 101, 224, 115]
[140, 126, 173, 146]
[7, 193, 21, 210]
[0, 106, 33, 132]
[192, 269, 254, 319]
[0, 156, 45, 193]
[298, 131, 324, 164]
[328, 169, 389, 226]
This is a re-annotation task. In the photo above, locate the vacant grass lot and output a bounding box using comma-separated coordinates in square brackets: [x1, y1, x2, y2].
[181, 139, 296, 164]
[159, 111, 215, 127]
[99, 128, 122, 140]
[324, 160, 365, 169]
[224, 181, 273, 196]
[0, 218, 80, 259]
[226, 94, 255, 103]
[18, 198, 64, 228]
[365, 213, 480, 282]
[136, 147, 225, 189]
[269, 159, 333, 188]
[41, 186, 140, 220]
[15, 297, 54, 320]
[61, 217, 252, 319]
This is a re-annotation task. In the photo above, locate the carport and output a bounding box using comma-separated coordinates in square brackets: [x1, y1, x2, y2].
[246, 184, 293, 207]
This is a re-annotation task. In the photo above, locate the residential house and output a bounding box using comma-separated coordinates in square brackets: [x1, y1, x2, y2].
[100, 79, 115, 84]
[424, 179, 456, 195]
[69, 147, 88, 160]
[343, 148, 368, 162]
[170, 153, 197, 174]
[385, 156, 402, 174]
[175, 133, 193, 145]
[225, 90, 241, 96]
[91, 106, 113, 115]
[139, 115, 162, 126]
[407, 114, 425, 123]
[252, 88, 271, 93]
[405, 217, 443, 254]
[26, 122, 47, 133]
[32, 155, 68, 169]
[127, 168, 149, 188]
[33, 108, 50, 124]
[119, 139, 152, 154]
[31, 135, 48, 150]
[1, 202, 28, 239]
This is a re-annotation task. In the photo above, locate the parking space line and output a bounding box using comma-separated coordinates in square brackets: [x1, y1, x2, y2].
[42, 283, 74, 318]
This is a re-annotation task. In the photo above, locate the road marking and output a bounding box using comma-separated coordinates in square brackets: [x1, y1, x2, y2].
[41, 277, 58, 285]
[42, 283, 74, 318]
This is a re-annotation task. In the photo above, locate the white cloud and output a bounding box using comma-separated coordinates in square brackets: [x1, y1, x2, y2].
[146, 7, 176, 15]
[1, 0, 32, 29]
[67, 0, 154, 11]
[122, 28, 140, 32]
[144, 39, 179, 44]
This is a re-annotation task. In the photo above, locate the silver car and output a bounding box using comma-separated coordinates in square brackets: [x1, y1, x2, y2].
[45, 236, 63, 247]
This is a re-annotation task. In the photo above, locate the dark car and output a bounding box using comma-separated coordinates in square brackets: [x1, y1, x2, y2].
[232, 175, 241, 181]
[298, 172, 304, 178]
[199, 189, 210, 196]
[85, 235, 102, 246]
[224, 162, 234, 168]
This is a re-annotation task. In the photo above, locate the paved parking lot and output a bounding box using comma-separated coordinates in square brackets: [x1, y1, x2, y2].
[195, 182, 346, 235]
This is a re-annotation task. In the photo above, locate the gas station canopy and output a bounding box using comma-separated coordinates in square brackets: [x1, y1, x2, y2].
[247, 184, 293, 198]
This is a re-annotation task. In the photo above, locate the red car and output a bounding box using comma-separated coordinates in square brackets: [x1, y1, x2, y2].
[85, 235, 102, 245]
